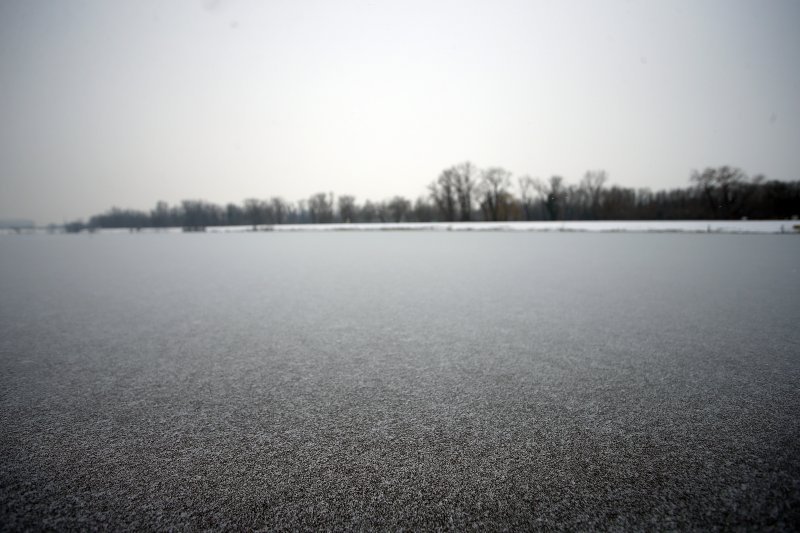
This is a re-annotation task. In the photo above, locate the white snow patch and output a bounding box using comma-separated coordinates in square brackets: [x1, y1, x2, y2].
[4, 220, 798, 236]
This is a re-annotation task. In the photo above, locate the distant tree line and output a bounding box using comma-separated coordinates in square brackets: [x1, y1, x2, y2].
[65, 164, 799, 231]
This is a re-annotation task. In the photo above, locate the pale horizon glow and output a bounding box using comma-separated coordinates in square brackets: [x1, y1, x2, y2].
[1, 0, 798, 224]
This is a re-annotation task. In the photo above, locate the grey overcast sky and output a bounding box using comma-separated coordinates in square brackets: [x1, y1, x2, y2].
[1, 0, 798, 224]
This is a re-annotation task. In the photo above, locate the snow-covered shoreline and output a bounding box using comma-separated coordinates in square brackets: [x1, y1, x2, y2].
[3, 220, 799, 235]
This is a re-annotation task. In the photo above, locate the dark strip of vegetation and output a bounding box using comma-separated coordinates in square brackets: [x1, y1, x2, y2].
[65, 165, 799, 231]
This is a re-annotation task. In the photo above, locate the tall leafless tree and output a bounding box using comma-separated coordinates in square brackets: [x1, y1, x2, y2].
[533, 176, 566, 221]
[690, 166, 754, 219]
[453, 161, 477, 221]
[387, 196, 412, 223]
[308, 192, 334, 223]
[270, 197, 288, 224]
[429, 168, 458, 222]
[243, 198, 267, 229]
[518, 176, 538, 220]
[478, 167, 513, 221]
[337, 195, 358, 223]
[581, 170, 607, 218]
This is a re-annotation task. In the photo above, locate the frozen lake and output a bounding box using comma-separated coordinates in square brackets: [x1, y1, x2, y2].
[1, 232, 799, 529]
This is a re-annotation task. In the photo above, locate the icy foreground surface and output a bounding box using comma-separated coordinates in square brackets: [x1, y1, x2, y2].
[1, 232, 798, 529]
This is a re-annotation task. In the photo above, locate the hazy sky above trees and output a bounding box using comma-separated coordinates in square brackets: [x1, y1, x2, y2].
[1, 0, 798, 224]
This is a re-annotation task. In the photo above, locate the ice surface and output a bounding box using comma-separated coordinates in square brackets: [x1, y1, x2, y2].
[1, 232, 799, 529]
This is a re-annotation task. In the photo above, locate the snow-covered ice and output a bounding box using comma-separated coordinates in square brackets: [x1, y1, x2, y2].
[3, 219, 798, 235]
[190, 220, 797, 234]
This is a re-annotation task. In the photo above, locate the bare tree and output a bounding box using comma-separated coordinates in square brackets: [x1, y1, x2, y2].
[182, 200, 223, 229]
[387, 196, 412, 223]
[360, 200, 378, 223]
[413, 196, 436, 222]
[291, 199, 308, 223]
[428, 162, 478, 221]
[308, 192, 334, 223]
[533, 176, 566, 221]
[375, 201, 391, 223]
[151, 201, 172, 228]
[70, 161, 800, 229]
[453, 161, 477, 221]
[337, 195, 358, 223]
[581, 170, 607, 218]
[478, 167, 513, 221]
[517, 176, 538, 220]
[243, 198, 267, 229]
[429, 168, 458, 222]
[690, 166, 751, 218]
[225, 203, 244, 225]
[601, 186, 637, 219]
[270, 197, 288, 224]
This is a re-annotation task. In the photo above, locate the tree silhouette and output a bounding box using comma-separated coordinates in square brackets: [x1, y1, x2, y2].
[69, 164, 800, 231]
[478, 167, 513, 221]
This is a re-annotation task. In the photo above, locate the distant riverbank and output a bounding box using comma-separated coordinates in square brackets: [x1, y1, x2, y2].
[3, 219, 799, 235]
